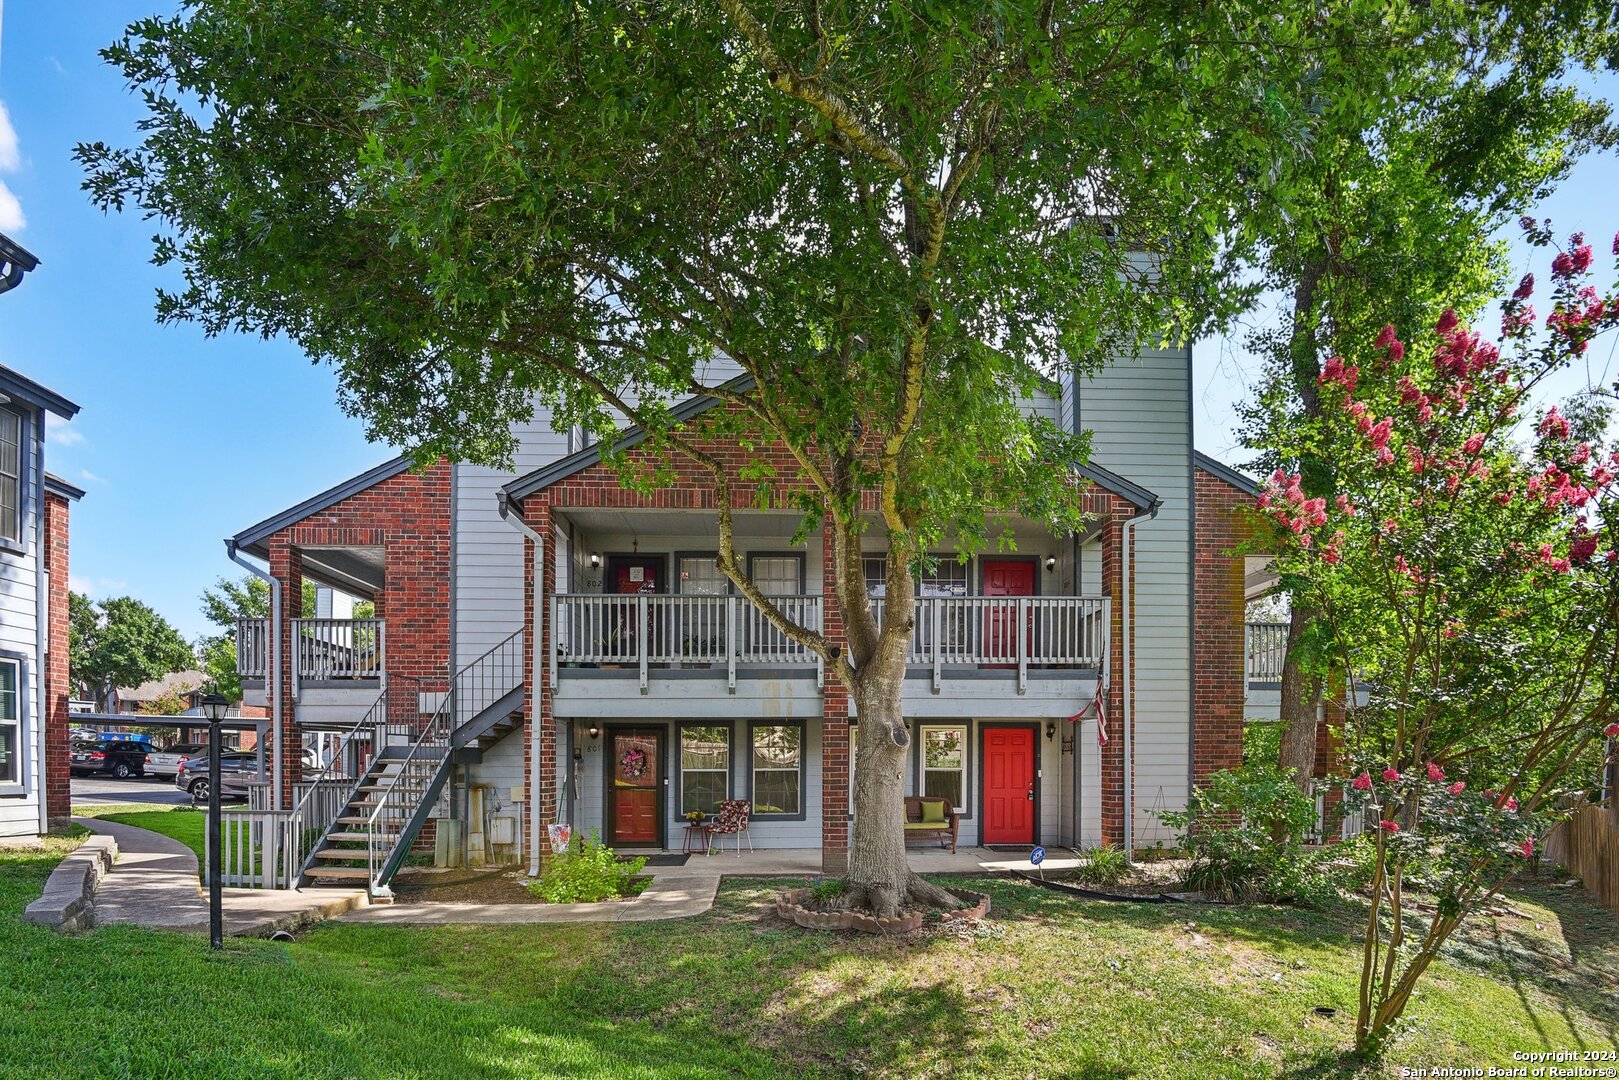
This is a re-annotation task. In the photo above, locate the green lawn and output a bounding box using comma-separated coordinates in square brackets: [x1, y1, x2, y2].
[3, 831, 1616, 1078]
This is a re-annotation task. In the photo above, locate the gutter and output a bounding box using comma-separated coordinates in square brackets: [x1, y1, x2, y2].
[496, 491, 546, 878]
[227, 540, 283, 810]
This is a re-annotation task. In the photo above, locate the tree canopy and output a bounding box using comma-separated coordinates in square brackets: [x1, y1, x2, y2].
[69, 593, 194, 711]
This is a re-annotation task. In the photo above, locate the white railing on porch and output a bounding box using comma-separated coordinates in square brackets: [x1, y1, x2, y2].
[292, 618, 385, 684]
[237, 617, 268, 679]
[551, 592, 1109, 695]
[551, 593, 823, 694]
[211, 778, 355, 889]
[1246, 621, 1288, 685]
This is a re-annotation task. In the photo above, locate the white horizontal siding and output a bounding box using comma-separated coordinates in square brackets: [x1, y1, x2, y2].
[1075, 345, 1193, 842]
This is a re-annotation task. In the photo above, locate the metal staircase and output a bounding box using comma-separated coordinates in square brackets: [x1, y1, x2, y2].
[301, 629, 526, 896]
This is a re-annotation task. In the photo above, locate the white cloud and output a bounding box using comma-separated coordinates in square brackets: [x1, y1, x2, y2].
[0, 102, 18, 171]
[70, 575, 128, 598]
[77, 468, 104, 485]
[69, 574, 93, 595]
[45, 414, 83, 447]
[0, 181, 22, 232]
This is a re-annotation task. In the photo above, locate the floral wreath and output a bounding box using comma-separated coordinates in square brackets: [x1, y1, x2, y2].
[620, 746, 648, 779]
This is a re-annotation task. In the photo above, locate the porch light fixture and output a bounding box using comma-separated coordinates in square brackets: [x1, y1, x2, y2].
[198, 692, 231, 950]
[589, 552, 601, 569]
[1045, 721, 1056, 742]
[1044, 555, 1056, 573]
[587, 723, 600, 740]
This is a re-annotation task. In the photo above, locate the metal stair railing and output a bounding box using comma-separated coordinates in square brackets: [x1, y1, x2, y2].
[363, 681, 451, 898]
[361, 631, 529, 897]
[453, 628, 525, 734]
[287, 687, 389, 885]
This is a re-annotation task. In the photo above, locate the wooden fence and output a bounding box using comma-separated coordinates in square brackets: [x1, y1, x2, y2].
[1545, 802, 1619, 917]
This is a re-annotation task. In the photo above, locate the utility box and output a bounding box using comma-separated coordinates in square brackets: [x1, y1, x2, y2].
[490, 815, 518, 847]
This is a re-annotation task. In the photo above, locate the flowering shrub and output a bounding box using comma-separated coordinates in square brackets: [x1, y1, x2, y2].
[1255, 226, 1619, 1053]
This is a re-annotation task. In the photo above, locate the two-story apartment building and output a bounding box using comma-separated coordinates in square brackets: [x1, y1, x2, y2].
[0, 363, 83, 840]
[225, 346, 1276, 895]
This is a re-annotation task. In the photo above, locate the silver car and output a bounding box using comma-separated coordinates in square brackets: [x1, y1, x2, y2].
[143, 742, 206, 779]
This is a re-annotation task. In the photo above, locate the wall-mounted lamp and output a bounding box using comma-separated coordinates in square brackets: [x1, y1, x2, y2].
[1044, 555, 1056, 573]
[589, 552, 602, 569]
[1045, 721, 1056, 742]
[587, 723, 600, 740]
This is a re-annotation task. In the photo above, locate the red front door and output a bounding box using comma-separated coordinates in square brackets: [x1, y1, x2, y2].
[981, 727, 1036, 845]
[609, 729, 663, 846]
[981, 559, 1036, 664]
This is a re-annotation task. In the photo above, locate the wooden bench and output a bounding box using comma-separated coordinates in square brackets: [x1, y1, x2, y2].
[903, 796, 959, 854]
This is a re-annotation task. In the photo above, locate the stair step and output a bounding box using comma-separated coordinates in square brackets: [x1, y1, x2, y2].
[335, 815, 407, 827]
[304, 866, 372, 881]
[323, 831, 379, 842]
[313, 848, 371, 860]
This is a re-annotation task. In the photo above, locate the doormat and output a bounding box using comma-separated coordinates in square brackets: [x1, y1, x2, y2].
[984, 845, 1036, 853]
[636, 854, 690, 867]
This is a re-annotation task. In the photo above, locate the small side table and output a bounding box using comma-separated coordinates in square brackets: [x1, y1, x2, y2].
[682, 822, 712, 855]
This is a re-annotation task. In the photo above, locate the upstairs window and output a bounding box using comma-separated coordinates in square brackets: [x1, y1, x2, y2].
[0, 410, 19, 544]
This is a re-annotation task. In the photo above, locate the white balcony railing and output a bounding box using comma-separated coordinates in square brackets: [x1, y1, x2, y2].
[235, 617, 386, 694]
[237, 617, 269, 679]
[551, 593, 822, 693]
[1246, 621, 1289, 686]
[551, 593, 1109, 695]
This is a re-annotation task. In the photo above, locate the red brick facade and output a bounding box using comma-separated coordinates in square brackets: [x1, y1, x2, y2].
[1192, 466, 1263, 791]
[264, 461, 453, 805]
[43, 491, 71, 824]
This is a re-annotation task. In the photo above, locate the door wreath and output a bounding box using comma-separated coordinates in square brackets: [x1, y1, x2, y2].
[619, 746, 648, 780]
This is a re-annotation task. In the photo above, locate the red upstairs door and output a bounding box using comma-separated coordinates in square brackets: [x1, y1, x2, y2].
[981, 559, 1036, 664]
[981, 726, 1036, 845]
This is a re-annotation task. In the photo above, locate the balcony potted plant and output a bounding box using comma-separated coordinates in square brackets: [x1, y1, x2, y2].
[680, 634, 722, 668]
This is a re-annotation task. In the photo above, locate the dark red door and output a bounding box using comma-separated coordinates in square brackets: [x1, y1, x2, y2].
[609, 729, 663, 846]
[609, 558, 662, 660]
[981, 727, 1036, 844]
[981, 560, 1035, 663]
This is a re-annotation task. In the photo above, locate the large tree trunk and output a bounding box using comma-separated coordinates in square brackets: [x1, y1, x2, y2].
[1276, 607, 1324, 787]
[831, 522, 964, 918]
[1276, 259, 1328, 789]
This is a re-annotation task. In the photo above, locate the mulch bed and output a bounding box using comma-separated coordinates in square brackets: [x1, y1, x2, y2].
[776, 886, 992, 934]
[390, 865, 544, 904]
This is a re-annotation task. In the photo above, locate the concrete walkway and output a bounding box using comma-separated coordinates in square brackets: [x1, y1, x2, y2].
[338, 845, 1060, 926]
[71, 817, 367, 936]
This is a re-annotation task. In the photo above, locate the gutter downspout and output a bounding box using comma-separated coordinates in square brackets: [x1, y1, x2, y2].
[1119, 499, 1160, 864]
[227, 540, 283, 811]
[497, 491, 546, 878]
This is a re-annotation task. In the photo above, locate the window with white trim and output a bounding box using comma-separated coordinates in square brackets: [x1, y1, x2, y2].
[0, 410, 20, 543]
[679, 724, 730, 816]
[920, 724, 967, 811]
[751, 723, 802, 815]
[0, 659, 18, 784]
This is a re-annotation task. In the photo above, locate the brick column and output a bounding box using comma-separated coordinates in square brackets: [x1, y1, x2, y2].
[268, 538, 304, 809]
[1098, 504, 1128, 847]
[819, 522, 850, 875]
[43, 492, 71, 825]
[523, 497, 560, 860]
[1191, 471, 1251, 789]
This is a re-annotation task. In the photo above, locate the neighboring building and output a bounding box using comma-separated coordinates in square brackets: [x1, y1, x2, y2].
[226, 352, 1281, 894]
[0, 361, 82, 839]
[109, 669, 208, 715]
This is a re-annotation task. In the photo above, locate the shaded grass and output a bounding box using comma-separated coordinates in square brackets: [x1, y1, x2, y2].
[1, 836, 1615, 1078]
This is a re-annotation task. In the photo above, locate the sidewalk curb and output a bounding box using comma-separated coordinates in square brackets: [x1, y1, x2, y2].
[22, 835, 119, 932]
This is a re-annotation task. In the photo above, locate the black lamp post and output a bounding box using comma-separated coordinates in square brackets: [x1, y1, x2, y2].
[199, 692, 230, 949]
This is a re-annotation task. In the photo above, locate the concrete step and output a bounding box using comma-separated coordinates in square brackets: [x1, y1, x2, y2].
[312, 849, 370, 861]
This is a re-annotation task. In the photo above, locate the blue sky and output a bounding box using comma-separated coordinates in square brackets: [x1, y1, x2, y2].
[1, 6, 1616, 642]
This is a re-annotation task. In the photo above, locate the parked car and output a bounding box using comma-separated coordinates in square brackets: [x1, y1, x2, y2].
[69, 739, 150, 779]
[174, 751, 256, 803]
[142, 743, 207, 779]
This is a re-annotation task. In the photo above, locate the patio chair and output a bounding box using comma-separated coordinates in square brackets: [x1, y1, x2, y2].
[708, 799, 753, 856]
